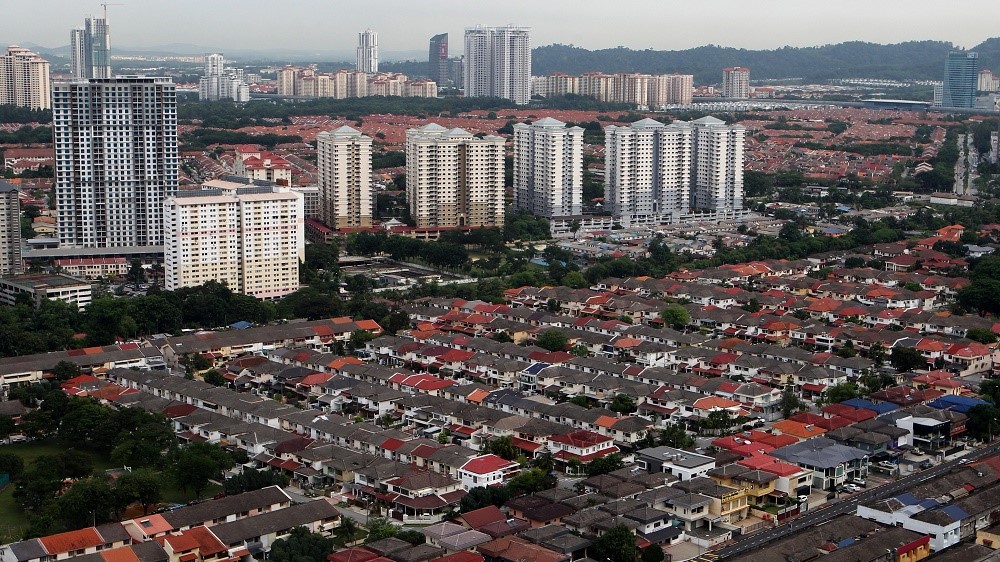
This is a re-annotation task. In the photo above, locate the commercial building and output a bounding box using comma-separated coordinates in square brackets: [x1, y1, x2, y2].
[317, 126, 374, 230]
[464, 25, 531, 105]
[52, 76, 178, 249]
[0, 274, 92, 310]
[604, 118, 693, 226]
[513, 118, 583, 218]
[357, 29, 378, 74]
[164, 186, 303, 300]
[0, 181, 21, 276]
[942, 51, 979, 108]
[722, 67, 751, 98]
[405, 123, 505, 228]
[691, 116, 746, 212]
[0, 46, 51, 110]
[69, 16, 111, 79]
[198, 53, 249, 102]
[429, 33, 450, 86]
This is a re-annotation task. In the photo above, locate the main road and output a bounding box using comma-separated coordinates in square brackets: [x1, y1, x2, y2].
[711, 440, 1000, 560]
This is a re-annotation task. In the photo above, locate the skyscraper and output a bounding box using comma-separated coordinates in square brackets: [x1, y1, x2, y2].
[0, 46, 51, 110]
[0, 180, 22, 277]
[513, 118, 584, 218]
[691, 116, 745, 212]
[70, 16, 112, 79]
[722, 67, 750, 98]
[429, 33, 449, 86]
[52, 77, 178, 249]
[405, 123, 506, 228]
[604, 119, 693, 226]
[317, 126, 374, 230]
[357, 29, 378, 74]
[198, 53, 249, 102]
[464, 25, 531, 105]
[942, 51, 979, 108]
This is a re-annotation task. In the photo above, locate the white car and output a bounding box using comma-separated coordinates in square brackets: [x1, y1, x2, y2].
[844, 484, 861, 493]
[797, 495, 810, 503]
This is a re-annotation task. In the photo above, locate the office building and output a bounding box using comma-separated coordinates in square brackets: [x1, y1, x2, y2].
[722, 67, 750, 98]
[942, 51, 979, 108]
[0, 46, 51, 110]
[198, 53, 249, 102]
[405, 123, 505, 228]
[513, 118, 583, 218]
[691, 116, 745, 212]
[464, 25, 531, 105]
[429, 33, 450, 86]
[70, 16, 111, 79]
[357, 29, 378, 74]
[604, 119, 693, 226]
[317, 126, 373, 230]
[52, 76, 178, 249]
[0, 181, 21, 276]
[164, 186, 303, 300]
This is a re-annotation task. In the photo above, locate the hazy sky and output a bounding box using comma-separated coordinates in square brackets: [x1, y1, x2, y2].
[2, 0, 996, 56]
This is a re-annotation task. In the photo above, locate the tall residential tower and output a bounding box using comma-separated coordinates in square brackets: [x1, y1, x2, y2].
[464, 25, 531, 105]
[691, 116, 745, 212]
[0, 46, 51, 110]
[52, 77, 178, 248]
[317, 126, 374, 230]
[0, 181, 21, 276]
[513, 118, 584, 218]
[70, 15, 112, 79]
[357, 30, 378, 74]
[722, 67, 750, 98]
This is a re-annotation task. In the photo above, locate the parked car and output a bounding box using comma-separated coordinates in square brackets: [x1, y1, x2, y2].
[844, 484, 861, 493]
[919, 460, 934, 469]
[849, 478, 866, 487]
[798, 495, 810, 503]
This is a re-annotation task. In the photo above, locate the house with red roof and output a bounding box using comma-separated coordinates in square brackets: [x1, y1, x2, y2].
[457, 454, 520, 490]
[548, 430, 619, 474]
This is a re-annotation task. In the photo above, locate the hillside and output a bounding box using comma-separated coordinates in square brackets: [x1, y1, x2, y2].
[532, 39, 1000, 83]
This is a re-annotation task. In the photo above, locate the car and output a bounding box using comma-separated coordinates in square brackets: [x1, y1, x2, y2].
[797, 495, 810, 503]
[919, 460, 934, 469]
[844, 484, 861, 493]
[849, 478, 866, 487]
[958, 458, 970, 465]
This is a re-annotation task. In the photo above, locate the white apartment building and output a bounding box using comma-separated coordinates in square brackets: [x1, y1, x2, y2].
[70, 17, 111, 80]
[722, 67, 751, 98]
[0, 46, 51, 110]
[198, 53, 249, 102]
[513, 118, 583, 218]
[464, 25, 531, 105]
[605, 118, 693, 226]
[692, 116, 746, 212]
[978, 69, 999, 92]
[0, 181, 21, 276]
[533, 72, 693, 107]
[357, 30, 378, 74]
[164, 186, 303, 300]
[317, 126, 373, 230]
[52, 76, 178, 249]
[405, 123, 505, 228]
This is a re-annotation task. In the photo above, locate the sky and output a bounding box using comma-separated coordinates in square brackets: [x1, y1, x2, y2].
[2, 0, 997, 57]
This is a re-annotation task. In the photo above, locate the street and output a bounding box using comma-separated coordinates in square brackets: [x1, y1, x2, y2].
[712, 440, 1000, 560]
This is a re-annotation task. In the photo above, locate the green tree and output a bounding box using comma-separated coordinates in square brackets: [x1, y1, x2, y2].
[590, 524, 638, 562]
[460, 485, 512, 512]
[365, 517, 400, 542]
[224, 470, 290, 495]
[506, 468, 556, 495]
[661, 305, 690, 328]
[349, 330, 376, 350]
[56, 477, 116, 529]
[173, 442, 235, 498]
[0, 452, 24, 480]
[58, 400, 117, 451]
[642, 545, 666, 562]
[562, 271, 588, 289]
[823, 382, 861, 404]
[966, 404, 1000, 441]
[51, 360, 81, 382]
[203, 369, 227, 386]
[890, 346, 925, 372]
[483, 436, 519, 461]
[115, 469, 162, 515]
[610, 394, 637, 414]
[967, 328, 998, 345]
[980, 379, 1000, 406]
[703, 410, 736, 432]
[781, 386, 805, 419]
[269, 527, 335, 562]
[536, 329, 569, 352]
[0, 415, 15, 441]
[586, 453, 625, 477]
[127, 259, 146, 289]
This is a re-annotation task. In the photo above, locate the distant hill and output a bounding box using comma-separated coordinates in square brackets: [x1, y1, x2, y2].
[532, 39, 1000, 83]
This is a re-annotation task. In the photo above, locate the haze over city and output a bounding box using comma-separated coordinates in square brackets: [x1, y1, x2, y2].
[1, 0, 997, 56]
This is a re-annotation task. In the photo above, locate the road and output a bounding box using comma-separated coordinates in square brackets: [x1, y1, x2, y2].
[712, 440, 1000, 560]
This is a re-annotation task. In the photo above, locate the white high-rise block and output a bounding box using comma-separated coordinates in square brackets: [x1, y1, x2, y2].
[513, 118, 584, 218]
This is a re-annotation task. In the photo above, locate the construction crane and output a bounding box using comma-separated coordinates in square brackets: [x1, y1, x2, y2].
[100, 3, 123, 20]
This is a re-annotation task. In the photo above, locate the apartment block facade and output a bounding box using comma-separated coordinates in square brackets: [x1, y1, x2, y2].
[0, 181, 21, 276]
[317, 126, 373, 230]
[0, 46, 51, 110]
[513, 118, 584, 219]
[52, 76, 178, 248]
[464, 25, 531, 105]
[405, 123, 505, 228]
[164, 186, 303, 300]
[692, 116, 746, 212]
[722, 67, 750, 98]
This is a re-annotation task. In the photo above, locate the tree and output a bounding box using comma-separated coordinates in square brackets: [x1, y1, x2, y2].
[58, 400, 117, 451]
[562, 271, 588, 289]
[703, 410, 736, 432]
[967, 328, 999, 345]
[224, 469, 290, 495]
[536, 329, 568, 352]
[823, 382, 861, 404]
[115, 469, 162, 515]
[610, 394, 637, 414]
[365, 517, 400, 542]
[51, 360, 81, 382]
[203, 369, 227, 386]
[56, 477, 116, 529]
[966, 404, 1000, 442]
[658, 424, 694, 449]
[483, 436, 519, 461]
[460, 485, 512, 512]
[642, 545, 666, 562]
[890, 346, 925, 372]
[980, 379, 1000, 406]
[0, 452, 24, 480]
[661, 305, 690, 328]
[173, 442, 235, 498]
[590, 524, 638, 562]
[780, 386, 805, 419]
[586, 453, 625, 477]
[0, 416, 15, 441]
[506, 468, 556, 495]
[395, 530, 426, 545]
[269, 527, 335, 562]
[127, 259, 146, 290]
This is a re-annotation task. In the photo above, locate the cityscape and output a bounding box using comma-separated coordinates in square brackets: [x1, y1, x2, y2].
[2, 5, 1000, 562]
